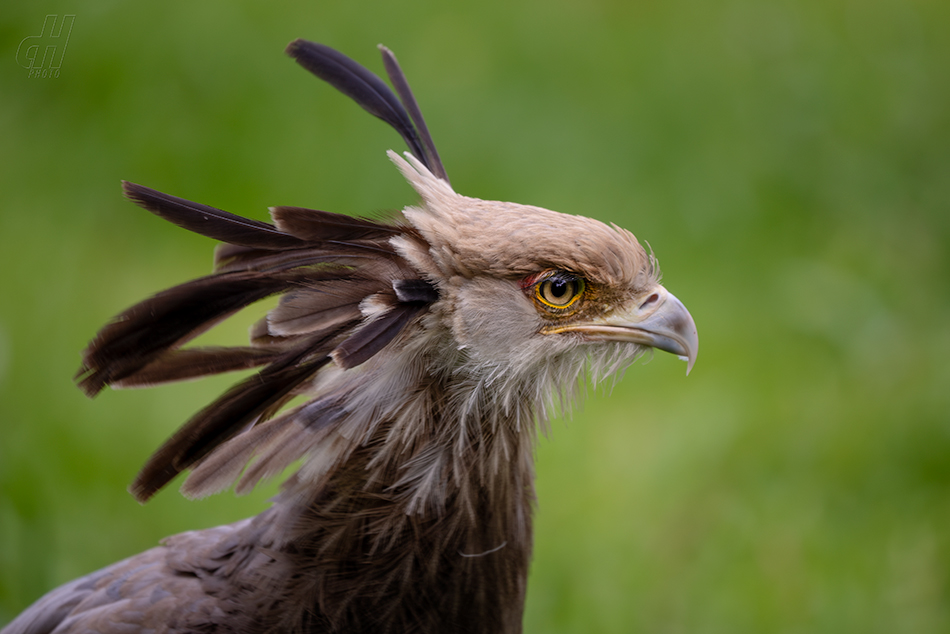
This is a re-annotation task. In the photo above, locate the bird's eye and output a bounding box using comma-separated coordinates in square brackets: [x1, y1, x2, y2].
[534, 273, 585, 312]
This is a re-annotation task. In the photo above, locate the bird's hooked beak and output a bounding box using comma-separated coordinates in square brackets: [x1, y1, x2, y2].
[547, 286, 699, 374]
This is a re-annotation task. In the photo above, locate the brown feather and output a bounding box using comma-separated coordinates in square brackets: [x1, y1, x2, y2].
[130, 335, 344, 502]
[213, 242, 398, 274]
[181, 409, 300, 499]
[123, 181, 306, 249]
[270, 205, 399, 242]
[76, 270, 315, 397]
[268, 279, 388, 337]
[392, 278, 439, 303]
[331, 302, 428, 370]
[379, 45, 449, 182]
[113, 346, 283, 388]
[285, 39, 435, 176]
[232, 396, 348, 495]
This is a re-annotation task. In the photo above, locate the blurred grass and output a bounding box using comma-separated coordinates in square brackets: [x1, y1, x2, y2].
[1, 0, 948, 632]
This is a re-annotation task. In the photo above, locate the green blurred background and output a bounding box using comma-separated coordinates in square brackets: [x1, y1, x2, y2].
[1, 0, 948, 631]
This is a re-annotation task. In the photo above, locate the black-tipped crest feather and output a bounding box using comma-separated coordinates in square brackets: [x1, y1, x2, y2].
[123, 181, 305, 249]
[77, 270, 314, 396]
[113, 347, 283, 388]
[270, 206, 399, 242]
[285, 39, 447, 179]
[379, 45, 448, 182]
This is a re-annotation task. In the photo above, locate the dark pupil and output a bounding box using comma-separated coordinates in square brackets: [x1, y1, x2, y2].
[548, 279, 572, 303]
[550, 279, 568, 298]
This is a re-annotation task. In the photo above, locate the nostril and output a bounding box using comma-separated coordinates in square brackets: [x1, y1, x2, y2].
[639, 293, 659, 310]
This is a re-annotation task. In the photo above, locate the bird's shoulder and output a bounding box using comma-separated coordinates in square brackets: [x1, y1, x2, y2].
[2, 518, 264, 634]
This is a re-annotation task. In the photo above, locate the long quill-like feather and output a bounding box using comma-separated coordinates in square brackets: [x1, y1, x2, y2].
[285, 40, 423, 160]
[130, 331, 348, 502]
[77, 270, 314, 396]
[379, 45, 448, 182]
[123, 181, 305, 249]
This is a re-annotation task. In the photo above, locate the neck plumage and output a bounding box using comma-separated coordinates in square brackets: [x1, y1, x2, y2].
[230, 327, 544, 634]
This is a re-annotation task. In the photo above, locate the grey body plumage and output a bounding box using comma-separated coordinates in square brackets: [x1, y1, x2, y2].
[3, 39, 697, 634]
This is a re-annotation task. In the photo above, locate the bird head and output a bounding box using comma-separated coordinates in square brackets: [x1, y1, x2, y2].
[389, 151, 697, 385]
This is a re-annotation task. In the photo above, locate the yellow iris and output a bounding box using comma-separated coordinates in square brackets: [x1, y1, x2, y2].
[534, 273, 585, 312]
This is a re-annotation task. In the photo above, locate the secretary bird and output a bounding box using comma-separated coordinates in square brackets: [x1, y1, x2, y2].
[3, 40, 698, 634]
